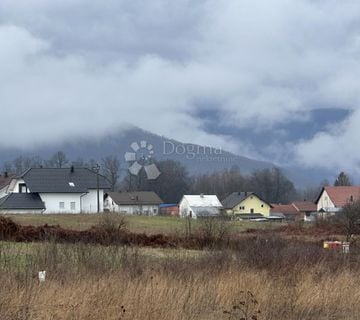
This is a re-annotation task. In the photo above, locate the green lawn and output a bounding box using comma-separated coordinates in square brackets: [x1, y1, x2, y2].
[5, 214, 282, 235]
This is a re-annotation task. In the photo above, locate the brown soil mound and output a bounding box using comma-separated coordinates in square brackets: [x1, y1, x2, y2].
[0, 216, 179, 248]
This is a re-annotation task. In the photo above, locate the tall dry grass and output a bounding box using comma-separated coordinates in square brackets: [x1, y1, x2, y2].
[0, 238, 359, 320]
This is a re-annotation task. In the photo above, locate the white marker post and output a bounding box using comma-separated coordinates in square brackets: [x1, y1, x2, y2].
[38, 271, 46, 283]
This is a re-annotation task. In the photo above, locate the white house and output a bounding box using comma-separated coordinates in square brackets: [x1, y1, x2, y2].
[179, 194, 223, 219]
[104, 191, 163, 215]
[0, 167, 111, 214]
[315, 186, 360, 216]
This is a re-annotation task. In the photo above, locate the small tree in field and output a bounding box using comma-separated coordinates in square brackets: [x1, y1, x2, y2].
[337, 199, 360, 242]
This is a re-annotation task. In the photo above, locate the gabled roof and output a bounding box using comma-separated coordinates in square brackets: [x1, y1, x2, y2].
[182, 195, 223, 208]
[316, 186, 360, 207]
[271, 204, 299, 215]
[108, 191, 163, 205]
[0, 193, 45, 210]
[18, 168, 111, 193]
[292, 201, 316, 212]
[222, 192, 272, 209]
[0, 174, 15, 190]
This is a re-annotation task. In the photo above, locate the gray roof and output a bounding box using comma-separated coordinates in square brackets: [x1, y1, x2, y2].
[0, 193, 45, 210]
[222, 192, 254, 209]
[221, 192, 272, 209]
[108, 191, 163, 205]
[19, 168, 111, 193]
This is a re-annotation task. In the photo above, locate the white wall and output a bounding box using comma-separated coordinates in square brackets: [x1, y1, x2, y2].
[179, 198, 192, 218]
[40, 193, 81, 214]
[81, 189, 104, 213]
[0, 209, 44, 214]
[116, 204, 159, 215]
[317, 190, 335, 211]
[40, 190, 105, 214]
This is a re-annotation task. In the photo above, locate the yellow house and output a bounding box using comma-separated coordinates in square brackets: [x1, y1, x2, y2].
[221, 192, 272, 218]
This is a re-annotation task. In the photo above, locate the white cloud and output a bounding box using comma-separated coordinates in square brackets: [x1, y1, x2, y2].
[0, 0, 360, 172]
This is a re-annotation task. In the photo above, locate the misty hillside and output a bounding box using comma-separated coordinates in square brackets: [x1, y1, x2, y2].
[0, 126, 329, 187]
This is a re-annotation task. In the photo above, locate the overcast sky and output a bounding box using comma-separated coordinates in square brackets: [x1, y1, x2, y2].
[1, 0, 360, 174]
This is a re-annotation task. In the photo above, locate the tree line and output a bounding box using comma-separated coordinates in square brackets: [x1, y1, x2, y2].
[1, 151, 353, 204]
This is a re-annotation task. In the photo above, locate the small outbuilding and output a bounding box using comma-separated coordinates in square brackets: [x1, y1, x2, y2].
[104, 191, 163, 215]
[179, 194, 223, 219]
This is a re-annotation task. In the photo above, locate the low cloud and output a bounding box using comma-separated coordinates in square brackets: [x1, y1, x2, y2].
[0, 0, 360, 173]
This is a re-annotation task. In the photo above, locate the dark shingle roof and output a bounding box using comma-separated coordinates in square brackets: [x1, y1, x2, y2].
[222, 192, 272, 209]
[0, 193, 45, 210]
[19, 168, 111, 193]
[108, 191, 163, 205]
[222, 192, 254, 209]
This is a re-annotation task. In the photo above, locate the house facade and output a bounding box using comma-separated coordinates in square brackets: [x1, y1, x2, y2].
[104, 191, 163, 215]
[222, 192, 272, 219]
[271, 201, 317, 221]
[0, 167, 111, 214]
[316, 186, 360, 215]
[179, 195, 223, 219]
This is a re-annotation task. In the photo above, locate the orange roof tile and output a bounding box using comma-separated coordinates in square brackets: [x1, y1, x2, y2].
[292, 201, 316, 212]
[271, 204, 299, 215]
[323, 186, 360, 207]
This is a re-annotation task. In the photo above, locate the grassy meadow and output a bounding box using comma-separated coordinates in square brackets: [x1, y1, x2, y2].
[0, 214, 359, 319]
[5, 213, 279, 235]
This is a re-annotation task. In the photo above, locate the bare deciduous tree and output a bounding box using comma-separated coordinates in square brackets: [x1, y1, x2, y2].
[50, 151, 68, 168]
[336, 199, 360, 242]
[102, 155, 120, 191]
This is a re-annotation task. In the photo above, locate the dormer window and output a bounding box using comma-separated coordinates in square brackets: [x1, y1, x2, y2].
[19, 183, 28, 193]
[69, 182, 75, 187]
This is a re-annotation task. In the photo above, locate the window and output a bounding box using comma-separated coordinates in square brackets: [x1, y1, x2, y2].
[153, 208, 157, 214]
[70, 202, 76, 210]
[19, 183, 27, 193]
[261, 204, 264, 208]
[59, 202, 65, 210]
[250, 208, 254, 213]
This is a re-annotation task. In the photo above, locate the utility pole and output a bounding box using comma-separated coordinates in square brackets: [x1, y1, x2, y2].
[93, 164, 100, 213]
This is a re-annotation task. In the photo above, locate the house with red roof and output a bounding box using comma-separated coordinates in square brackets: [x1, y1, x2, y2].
[315, 186, 360, 215]
[271, 201, 317, 221]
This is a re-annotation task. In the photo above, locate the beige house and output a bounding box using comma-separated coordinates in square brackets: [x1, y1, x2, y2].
[222, 192, 272, 219]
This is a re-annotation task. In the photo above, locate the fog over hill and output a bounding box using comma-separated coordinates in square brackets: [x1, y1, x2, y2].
[0, 126, 332, 188]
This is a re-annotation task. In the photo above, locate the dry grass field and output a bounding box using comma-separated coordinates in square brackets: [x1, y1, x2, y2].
[0, 215, 359, 319]
[0, 237, 359, 320]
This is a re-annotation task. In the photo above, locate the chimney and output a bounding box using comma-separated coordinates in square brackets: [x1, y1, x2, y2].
[70, 166, 75, 173]
[4, 171, 8, 178]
